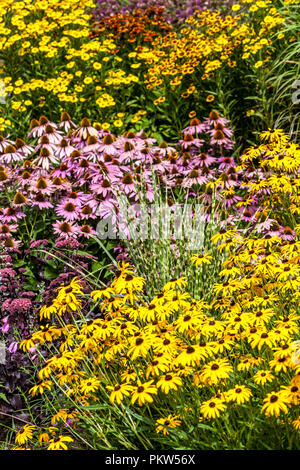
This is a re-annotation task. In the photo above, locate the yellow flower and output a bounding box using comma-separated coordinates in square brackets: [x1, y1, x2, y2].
[201, 398, 226, 419]
[254, 61, 263, 68]
[47, 435, 74, 450]
[156, 373, 182, 394]
[107, 383, 134, 405]
[155, 415, 181, 435]
[131, 380, 158, 406]
[261, 392, 289, 417]
[15, 425, 36, 445]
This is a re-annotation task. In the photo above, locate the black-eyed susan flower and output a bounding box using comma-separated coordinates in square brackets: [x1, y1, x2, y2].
[131, 380, 158, 406]
[252, 370, 275, 386]
[201, 358, 233, 385]
[155, 415, 181, 435]
[261, 391, 290, 417]
[190, 253, 212, 266]
[15, 424, 36, 446]
[156, 373, 182, 394]
[29, 380, 53, 397]
[80, 377, 101, 395]
[225, 385, 252, 404]
[47, 435, 74, 450]
[107, 382, 134, 405]
[200, 398, 226, 419]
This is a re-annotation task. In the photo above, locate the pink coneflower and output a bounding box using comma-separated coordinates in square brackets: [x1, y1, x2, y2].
[91, 178, 113, 198]
[2, 237, 22, 251]
[0, 223, 18, 239]
[78, 224, 97, 238]
[179, 133, 204, 150]
[218, 156, 236, 170]
[156, 140, 176, 157]
[31, 192, 53, 209]
[136, 129, 155, 143]
[82, 135, 101, 157]
[55, 137, 75, 159]
[280, 226, 294, 241]
[120, 173, 137, 196]
[85, 193, 107, 214]
[182, 168, 208, 187]
[116, 131, 145, 152]
[143, 182, 155, 202]
[0, 135, 14, 152]
[33, 147, 59, 171]
[80, 205, 97, 220]
[30, 176, 54, 195]
[12, 191, 27, 208]
[27, 116, 58, 139]
[41, 123, 62, 145]
[208, 122, 233, 139]
[265, 220, 282, 237]
[61, 191, 87, 207]
[53, 221, 78, 238]
[56, 201, 80, 221]
[51, 162, 72, 179]
[98, 134, 118, 155]
[183, 118, 206, 135]
[0, 145, 24, 165]
[150, 154, 166, 173]
[14, 138, 34, 157]
[72, 118, 98, 140]
[218, 171, 239, 189]
[197, 152, 216, 167]
[119, 141, 137, 163]
[210, 130, 233, 149]
[96, 197, 118, 220]
[1, 207, 26, 223]
[241, 208, 256, 222]
[204, 110, 230, 128]
[58, 112, 77, 133]
[34, 135, 57, 154]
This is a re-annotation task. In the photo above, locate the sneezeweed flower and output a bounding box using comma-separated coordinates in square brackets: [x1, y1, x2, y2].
[155, 415, 181, 435]
[131, 380, 158, 406]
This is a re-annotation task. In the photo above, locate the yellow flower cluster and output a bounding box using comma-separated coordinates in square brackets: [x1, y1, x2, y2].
[0, 0, 145, 128]
[136, 3, 284, 95]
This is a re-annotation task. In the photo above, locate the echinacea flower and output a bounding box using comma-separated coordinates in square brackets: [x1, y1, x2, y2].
[33, 147, 59, 171]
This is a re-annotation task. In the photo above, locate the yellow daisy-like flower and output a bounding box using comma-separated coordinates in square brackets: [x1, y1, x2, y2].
[47, 435, 74, 450]
[155, 415, 181, 435]
[200, 398, 226, 419]
[225, 385, 252, 404]
[252, 370, 274, 386]
[261, 391, 289, 417]
[15, 424, 36, 445]
[131, 380, 158, 406]
[107, 383, 134, 405]
[156, 373, 182, 394]
[190, 253, 212, 266]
